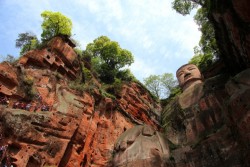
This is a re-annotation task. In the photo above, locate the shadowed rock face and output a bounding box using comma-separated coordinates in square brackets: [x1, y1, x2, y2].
[113, 125, 171, 167]
[162, 68, 250, 167]
[210, 0, 250, 73]
[158, 0, 250, 164]
[0, 62, 19, 96]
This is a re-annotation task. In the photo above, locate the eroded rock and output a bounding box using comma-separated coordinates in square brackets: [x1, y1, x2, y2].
[113, 125, 171, 167]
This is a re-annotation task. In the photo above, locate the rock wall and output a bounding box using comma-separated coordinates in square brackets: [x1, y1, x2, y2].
[210, 0, 250, 74]
[158, 2, 250, 165]
[1, 0, 250, 165]
[0, 37, 161, 167]
[162, 69, 250, 167]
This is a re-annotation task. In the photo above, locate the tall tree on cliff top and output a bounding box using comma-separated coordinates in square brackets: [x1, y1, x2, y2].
[85, 36, 134, 84]
[172, 0, 219, 71]
[41, 10, 73, 41]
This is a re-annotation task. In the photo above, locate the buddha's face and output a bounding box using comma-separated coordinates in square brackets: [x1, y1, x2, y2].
[176, 64, 202, 88]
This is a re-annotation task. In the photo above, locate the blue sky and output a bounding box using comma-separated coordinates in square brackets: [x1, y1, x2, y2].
[0, 0, 200, 82]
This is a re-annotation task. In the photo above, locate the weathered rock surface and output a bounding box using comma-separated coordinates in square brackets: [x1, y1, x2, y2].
[0, 62, 19, 96]
[0, 36, 161, 167]
[113, 125, 171, 167]
[162, 69, 250, 167]
[210, 0, 250, 73]
[1, 0, 250, 165]
[154, 0, 250, 165]
[117, 83, 161, 130]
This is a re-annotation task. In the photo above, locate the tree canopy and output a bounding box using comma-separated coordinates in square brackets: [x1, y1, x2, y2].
[41, 10, 73, 41]
[190, 3, 219, 71]
[15, 32, 39, 55]
[143, 73, 177, 99]
[84, 36, 134, 83]
[172, 0, 205, 15]
[172, 0, 219, 72]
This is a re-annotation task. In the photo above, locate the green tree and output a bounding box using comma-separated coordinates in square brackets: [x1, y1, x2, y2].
[172, 0, 219, 71]
[144, 75, 162, 99]
[116, 69, 136, 82]
[172, 0, 205, 15]
[41, 10, 73, 41]
[161, 73, 178, 96]
[16, 32, 39, 55]
[189, 48, 214, 72]
[143, 73, 177, 99]
[85, 36, 134, 83]
[189, 5, 219, 71]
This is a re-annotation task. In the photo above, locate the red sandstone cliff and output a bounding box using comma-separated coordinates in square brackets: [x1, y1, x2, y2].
[0, 36, 161, 167]
[1, 0, 250, 165]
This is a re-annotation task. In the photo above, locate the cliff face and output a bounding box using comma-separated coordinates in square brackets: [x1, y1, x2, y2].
[210, 0, 250, 74]
[0, 36, 161, 167]
[159, 0, 250, 165]
[162, 71, 250, 167]
[1, 1, 250, 166]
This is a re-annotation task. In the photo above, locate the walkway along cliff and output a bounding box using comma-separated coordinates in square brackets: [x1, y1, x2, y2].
[0, 0, 250, 166]
[0, 36, 161, 167]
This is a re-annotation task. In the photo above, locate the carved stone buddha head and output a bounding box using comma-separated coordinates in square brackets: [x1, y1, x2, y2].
[176, 64, 203, 91]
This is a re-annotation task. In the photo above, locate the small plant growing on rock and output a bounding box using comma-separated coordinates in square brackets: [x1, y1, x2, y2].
[82, 67, 92, 82]
[21, 75, 37, 100]
[55, 72, 63, 81]
[69, 81, 86, 93]
[100, 87, 116, 100]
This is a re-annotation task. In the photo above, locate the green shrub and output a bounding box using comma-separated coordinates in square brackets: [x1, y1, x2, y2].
[22, 75, 37, 100]
[55, 72, 63, 80]
[100, 88, 116, 100]
[74, 48, 83, 56]
[112, 78, 123, 95]
[116, 69, 136, 82]
[69, 82, 85, 93]
[82, 67, 92, 82]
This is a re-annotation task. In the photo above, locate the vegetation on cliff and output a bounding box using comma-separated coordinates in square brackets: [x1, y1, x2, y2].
[41, 10, 73, 42]
[83, 36, 134, 84]
[12, 10, 178, 102]
[15, 11, 73, 55]
[172, 0, 219, 72]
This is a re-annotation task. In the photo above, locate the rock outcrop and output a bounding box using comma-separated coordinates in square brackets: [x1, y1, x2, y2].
[0, 36, 161, 167]
[210, 0, 250, 73]
[113, 125, 171, 167]
[1, 1, 250, 166]
[156, 1, 250, 165]
[161, 70, 250, 167]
